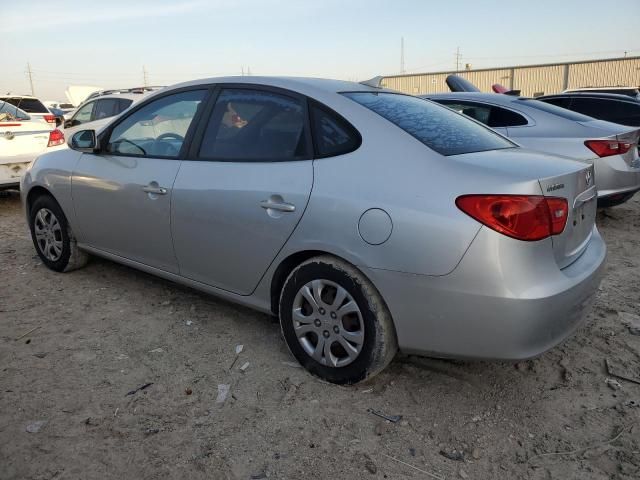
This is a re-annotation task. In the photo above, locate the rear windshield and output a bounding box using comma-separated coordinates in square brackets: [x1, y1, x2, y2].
[342, 92, 514, 156]
[516, 98, 594, 121]
[0, 101, 30, 121]
[0, 97, 49, 114]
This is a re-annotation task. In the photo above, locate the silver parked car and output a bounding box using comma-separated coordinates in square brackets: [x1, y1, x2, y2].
[424, 92, 640, 207]
[21, 77, 606, 384]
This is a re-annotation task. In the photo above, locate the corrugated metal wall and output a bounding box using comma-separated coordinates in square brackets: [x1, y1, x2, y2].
[381, 57, 640, 96]
[567, 58, 640, 90]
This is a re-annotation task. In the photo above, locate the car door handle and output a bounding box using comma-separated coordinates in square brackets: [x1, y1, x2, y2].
[260, 200, 296, 212]
[142, 185, 168, 195]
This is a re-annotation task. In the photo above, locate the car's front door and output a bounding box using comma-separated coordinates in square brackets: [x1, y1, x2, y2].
[72, 89, 208, 273]
[171, 87, 314, 295]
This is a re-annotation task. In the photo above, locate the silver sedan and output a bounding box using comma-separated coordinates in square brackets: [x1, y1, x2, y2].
[21, 77, 606, 383]
[424, 92, 640, 207]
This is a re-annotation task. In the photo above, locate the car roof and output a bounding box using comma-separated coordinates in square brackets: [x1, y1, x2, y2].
[169, 76, 390, 97]
[0, 95, 40, 99]
[83, 92, 147, 102]
[537, 92, 639, 102]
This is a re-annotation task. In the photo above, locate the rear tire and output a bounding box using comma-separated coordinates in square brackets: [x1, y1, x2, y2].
[279, 255, 397, 384]
[29, 194, 88, 272]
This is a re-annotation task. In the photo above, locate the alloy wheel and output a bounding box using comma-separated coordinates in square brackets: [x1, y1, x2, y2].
[292, 279, 364, 367]
[33, 208, 64, 262]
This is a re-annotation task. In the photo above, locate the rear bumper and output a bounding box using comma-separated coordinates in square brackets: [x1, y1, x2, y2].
[593, 155, 640, 200]
[364, 226, 606, 360]
[0, 159, 32, 188]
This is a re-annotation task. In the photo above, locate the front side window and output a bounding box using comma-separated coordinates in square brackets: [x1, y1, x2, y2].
[199, 89, 308, 161]
[344, 92, 514, 156]
[310, 103, 361, 157]
[106, 90, 206, 158]
[73, 101, 95, 125]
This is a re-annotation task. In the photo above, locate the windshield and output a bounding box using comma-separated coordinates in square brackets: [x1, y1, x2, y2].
[516, 98, 595, 121]
[0, 101, 31, 121]
[343, 92, 515, 156]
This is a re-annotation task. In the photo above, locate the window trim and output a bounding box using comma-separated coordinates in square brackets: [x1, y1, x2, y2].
[189, 83, 315, 163]
[97, 86, 212, 160]
[308, 99, 362, 159]
[433, 98, 534, 129]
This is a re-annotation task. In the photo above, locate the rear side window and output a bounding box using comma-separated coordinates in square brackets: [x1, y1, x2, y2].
[1, 97, 49, 113]
[517, 98, 593, 121]
[310, 103, 361, 157]
[199, 89, 309, 161]
[539, 97, 571, 109]
[568, 98, 640, 125]
[94, 99, 120, 120]
[435, 100, 528, 128]
[343, 92, 514, 156]
[117, 98, 133, 113]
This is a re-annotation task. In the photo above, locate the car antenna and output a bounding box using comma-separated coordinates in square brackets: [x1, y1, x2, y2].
[359, 76, 384, 88]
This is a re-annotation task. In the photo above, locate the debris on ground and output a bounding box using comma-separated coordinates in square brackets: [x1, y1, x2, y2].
[185, 320, 193, 326]
[126, 382, 153, 396]
[459, 468, 469, 479]
[229, 344, 244, 370]
[216, 384, 230, 404]
[25, 420, 47, 433]
[148, 347, 164, 353]
[240, 362, 250, 372]
[33, 352, 47, 359]
[605, 358, 640, 385]
[282, 361, 301, 368]
[15, 325, 41, 341]
[440, 449, 465, 461]
[605, 378, 622, 390]
[618, 311, 640, 335]
[185, 387, 192, 395]
[367, 408, 402, 423]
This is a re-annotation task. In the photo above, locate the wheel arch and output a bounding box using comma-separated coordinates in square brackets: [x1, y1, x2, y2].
[26, 185, 57, 214]
[269, 249, 385, 317]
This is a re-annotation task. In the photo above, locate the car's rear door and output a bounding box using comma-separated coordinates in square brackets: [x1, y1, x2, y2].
[72, 88, 208, 273]
[171, 86, 313, 295]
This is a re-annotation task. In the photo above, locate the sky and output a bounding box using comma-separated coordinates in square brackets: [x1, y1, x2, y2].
[1, 0, 639, 102]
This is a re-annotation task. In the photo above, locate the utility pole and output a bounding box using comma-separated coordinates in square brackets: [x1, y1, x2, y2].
[400, 37, 405, 74]
[455, 47, 461, 72]
[143, 65, 149, 87]
[27, 62, 35, 96]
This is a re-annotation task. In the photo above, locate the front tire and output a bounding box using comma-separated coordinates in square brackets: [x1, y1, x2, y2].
[29, 194, 88, 272]
[279, 256, 397, 384]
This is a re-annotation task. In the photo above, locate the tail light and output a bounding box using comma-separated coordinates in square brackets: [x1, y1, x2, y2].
[43, 114, 57, 124]
[456, 195, 568, 241]
[584, 139, 632, 157]
[47, 129, 65, 147]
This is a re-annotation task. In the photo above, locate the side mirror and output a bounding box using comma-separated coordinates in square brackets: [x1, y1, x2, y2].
[70, 130, 99, 153]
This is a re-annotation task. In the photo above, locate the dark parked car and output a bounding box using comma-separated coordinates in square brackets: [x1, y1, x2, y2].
[536, 92, 640, 127]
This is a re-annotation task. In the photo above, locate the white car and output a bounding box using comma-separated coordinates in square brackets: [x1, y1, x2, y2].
[0, 95, 57, 126]
[62, 90, 155, 138]
[0, 101, 63, 189]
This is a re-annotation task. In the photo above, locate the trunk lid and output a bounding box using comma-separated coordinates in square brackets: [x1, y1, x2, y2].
[538, 164, 597, 269]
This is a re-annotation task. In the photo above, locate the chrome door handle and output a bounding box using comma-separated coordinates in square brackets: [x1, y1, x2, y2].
[260, 200, 296, 212]
[143, 185, 168, 195]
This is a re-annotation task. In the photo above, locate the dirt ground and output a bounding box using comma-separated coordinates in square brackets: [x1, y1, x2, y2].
[1, 190, 639, 480]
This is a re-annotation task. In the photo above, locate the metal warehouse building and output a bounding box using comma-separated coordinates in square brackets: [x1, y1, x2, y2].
[380, 56, 640, 97]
